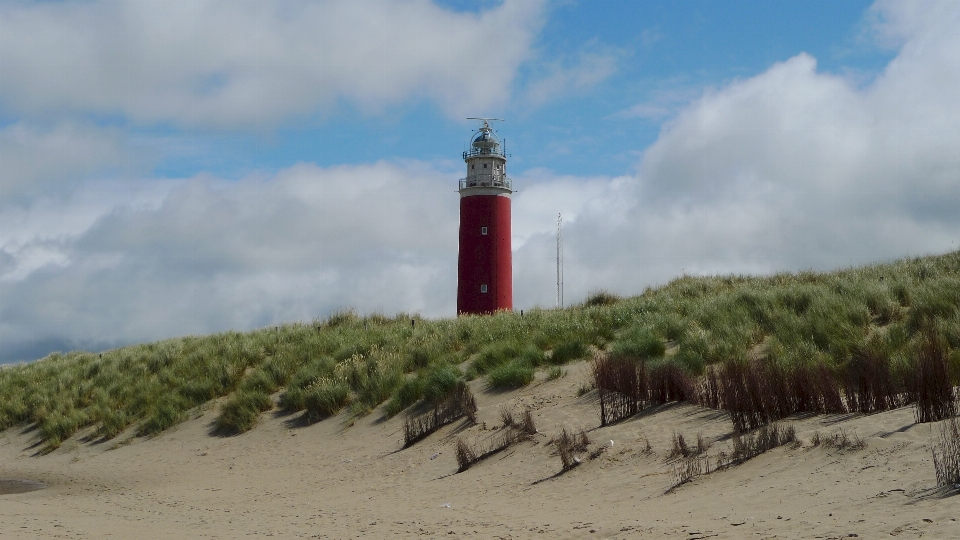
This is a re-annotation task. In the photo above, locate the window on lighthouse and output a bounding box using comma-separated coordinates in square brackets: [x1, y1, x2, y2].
[480, 284, 488, 293]
[481, 227, 488, 235]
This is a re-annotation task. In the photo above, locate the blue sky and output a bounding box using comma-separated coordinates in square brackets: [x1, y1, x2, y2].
[2, 0, 959, 363]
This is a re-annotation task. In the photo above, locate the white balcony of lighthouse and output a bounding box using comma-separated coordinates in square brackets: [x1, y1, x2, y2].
[458, 174, 512, 190]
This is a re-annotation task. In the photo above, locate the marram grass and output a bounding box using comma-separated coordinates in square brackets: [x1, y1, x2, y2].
[1, 251, 959, 449]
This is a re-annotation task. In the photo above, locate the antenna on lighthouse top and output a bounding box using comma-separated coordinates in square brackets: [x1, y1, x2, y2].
[467, 117, 504, 131]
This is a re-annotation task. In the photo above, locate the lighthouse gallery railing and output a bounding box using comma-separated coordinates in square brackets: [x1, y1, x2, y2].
[462, 148, 506, 160]
[459, 174, 512, 190]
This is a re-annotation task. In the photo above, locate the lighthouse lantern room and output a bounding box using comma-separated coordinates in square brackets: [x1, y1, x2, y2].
[457, 119, 513, 315]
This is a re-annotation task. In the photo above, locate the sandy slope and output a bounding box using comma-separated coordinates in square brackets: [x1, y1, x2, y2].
[1, 360, 958, 539]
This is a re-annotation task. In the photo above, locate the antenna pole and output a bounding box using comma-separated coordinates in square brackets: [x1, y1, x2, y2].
[557, 213, 563, 309]
[466, 117, 504, 132]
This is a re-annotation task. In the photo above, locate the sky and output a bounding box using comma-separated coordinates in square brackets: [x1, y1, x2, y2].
[1, 0, 959, 364]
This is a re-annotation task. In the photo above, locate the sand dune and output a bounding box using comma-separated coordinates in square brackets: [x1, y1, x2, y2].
[2, 360, 957, 539]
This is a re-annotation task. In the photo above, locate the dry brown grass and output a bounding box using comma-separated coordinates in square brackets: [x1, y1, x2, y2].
[671, 423, 796, 490]
[455, 425, 532, 473]
[499, 406, 514, 428]
[914, 331, 956, 423]
[592, 355, 642, 426]
[932, 417, 960, 486]
[552, 427, 590, 471]
[809, 428, 865, 451]
[402, 382, 476, 448]
[518, 408, 537, 436]
[667, 432, 693, 459]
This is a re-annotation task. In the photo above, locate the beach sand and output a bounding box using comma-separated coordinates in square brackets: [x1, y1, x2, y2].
[2, 360, 957, 539]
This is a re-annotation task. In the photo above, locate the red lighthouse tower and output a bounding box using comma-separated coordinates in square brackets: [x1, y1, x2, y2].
[457, 119, 513, 315]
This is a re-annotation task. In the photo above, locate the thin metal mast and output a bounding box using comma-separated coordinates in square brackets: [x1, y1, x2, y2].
[557, 213, 563, 308]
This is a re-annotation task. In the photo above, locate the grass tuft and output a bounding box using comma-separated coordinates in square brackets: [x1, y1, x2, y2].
[547, 366, 565, 380]
[303, 378, 351, 423]
[610, 327, 665, 360]
[808, 428, 865, 451]
[454, 426, 529, 473]
[215, 389, 273, 435]
[402, 381, 477, 448]
[488, 359, 535, 389]
[553, 427, 590, 471]
[549, 340, 590, 364]
[583, 290, 621, 307]
[914, 329, 956, 423]
[672, 423, 796, 489]
[499, 406, 514, 427]
[932, 417, 960, 487]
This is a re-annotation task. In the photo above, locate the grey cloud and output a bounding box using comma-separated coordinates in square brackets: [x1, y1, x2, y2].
[0, 161, 462, 363]
[0, 0, 545, 127]
[0, 122, 141, 200]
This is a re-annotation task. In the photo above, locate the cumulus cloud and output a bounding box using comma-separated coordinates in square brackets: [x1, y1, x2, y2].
[0, 161, 462, 362]
[0, 0, 545, 127]
[538, 0, 960, 304]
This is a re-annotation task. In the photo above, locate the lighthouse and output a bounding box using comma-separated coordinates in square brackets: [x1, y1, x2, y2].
[457, 119, 513, 315]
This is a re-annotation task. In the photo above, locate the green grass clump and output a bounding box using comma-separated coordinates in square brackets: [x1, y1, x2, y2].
[38, 408, 88, 450]
[96, 408, 130, 440]
[547, 366, 565, 380]
[469, 341, 523, 375]
[611, 327, 665, 360]
[550, 340, 590, 364]
[488, 359, 535, 389]
[138, 396, 190, 437]
[215, 389, 274, 435]
[384, 362, 464, 417]
[583, 290, 621, 307]
[335, 348, 404, 416]
[383, 376, 424, 417]
[421, 363, 463, 404]
[303, 378, 352, 422]
[467, 341, 545, 378]
[403, 347, 437, 372]
[278, 356, 336, 411]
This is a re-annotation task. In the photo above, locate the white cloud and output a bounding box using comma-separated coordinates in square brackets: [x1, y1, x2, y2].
[0, 0, 546, 127]
[0, 161, 464, 361]
[510, 168, 622, 248]
[540, 0, 960, 303]
[524, 45, 619, 106]
[512, 173, 637, 307]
